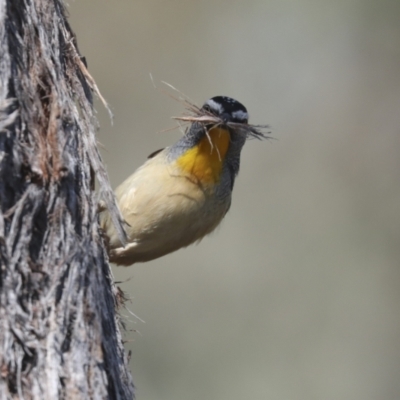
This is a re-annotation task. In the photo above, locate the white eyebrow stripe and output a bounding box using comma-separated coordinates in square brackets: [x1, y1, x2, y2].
[231, 110, 248, 121]
[205, 99, 223, 114]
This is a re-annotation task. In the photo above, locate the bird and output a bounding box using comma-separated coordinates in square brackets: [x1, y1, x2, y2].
[100, 96, 268, 265]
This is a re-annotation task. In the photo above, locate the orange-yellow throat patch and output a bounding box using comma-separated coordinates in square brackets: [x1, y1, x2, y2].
[177, 127, 230, 184]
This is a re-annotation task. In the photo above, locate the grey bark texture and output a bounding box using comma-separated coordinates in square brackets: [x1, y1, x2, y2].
[0, 0, 134, 398]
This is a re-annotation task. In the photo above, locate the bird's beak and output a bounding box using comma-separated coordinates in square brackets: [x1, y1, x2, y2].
[220, 113, 232, 124]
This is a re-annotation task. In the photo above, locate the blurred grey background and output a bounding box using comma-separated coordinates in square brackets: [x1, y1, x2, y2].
[69, 1, 400, 399]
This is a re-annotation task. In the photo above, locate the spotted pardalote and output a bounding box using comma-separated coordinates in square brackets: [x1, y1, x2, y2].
[100, 96, 268, 265]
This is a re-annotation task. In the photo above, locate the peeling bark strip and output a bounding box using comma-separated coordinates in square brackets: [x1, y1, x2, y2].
[0, 0, 134, 399]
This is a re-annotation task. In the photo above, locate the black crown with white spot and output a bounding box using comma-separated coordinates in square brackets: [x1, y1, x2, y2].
[202, 96, 249, 124]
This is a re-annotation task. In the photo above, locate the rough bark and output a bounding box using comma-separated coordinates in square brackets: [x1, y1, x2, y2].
[0, 0, 134, 398]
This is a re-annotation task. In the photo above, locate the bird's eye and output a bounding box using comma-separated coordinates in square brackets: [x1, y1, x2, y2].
[202, 104, 212, 113]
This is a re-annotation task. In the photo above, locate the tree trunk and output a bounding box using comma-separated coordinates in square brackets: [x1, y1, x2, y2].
[0, 0, 134, 398]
